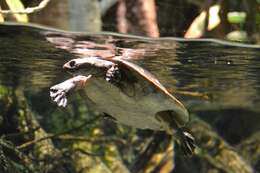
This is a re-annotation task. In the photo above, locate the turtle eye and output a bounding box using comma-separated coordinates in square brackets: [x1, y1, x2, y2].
[69, 60, 76, 68]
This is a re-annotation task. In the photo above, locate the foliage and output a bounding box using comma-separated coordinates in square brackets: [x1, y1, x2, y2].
[0, 0, 259, 43]
[227, 12, 247, 24]
[5, 0, 28, 22]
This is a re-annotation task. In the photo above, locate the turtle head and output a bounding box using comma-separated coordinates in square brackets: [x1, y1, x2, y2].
[63, 57, 109, 77]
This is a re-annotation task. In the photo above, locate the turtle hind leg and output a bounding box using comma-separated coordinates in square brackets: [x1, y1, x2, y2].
[177, 128, 196, 156]
[155, 111, 196, 156]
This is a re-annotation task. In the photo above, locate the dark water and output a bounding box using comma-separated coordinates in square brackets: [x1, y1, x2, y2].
[0, 23, 260, 173]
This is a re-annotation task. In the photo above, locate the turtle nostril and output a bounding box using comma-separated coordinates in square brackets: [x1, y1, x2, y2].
[69, 60, 76, 68]
[50, 88, 57, 93]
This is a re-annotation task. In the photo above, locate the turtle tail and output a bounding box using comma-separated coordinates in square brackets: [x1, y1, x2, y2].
[176, 128, 196, 156]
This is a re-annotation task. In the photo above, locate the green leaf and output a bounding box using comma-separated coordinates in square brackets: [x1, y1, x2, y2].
[5, 0, 28, 22]
[227, 11, 246, 24]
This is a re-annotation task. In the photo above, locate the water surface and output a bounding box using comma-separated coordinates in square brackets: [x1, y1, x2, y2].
[0, 23, 259, 112]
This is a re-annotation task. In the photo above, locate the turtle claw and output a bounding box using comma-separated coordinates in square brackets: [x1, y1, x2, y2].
[106, 65, 121, 83]
[58, 97, 67, 107]
[177, 129, 196, 156]
[50, 85, 69, 107]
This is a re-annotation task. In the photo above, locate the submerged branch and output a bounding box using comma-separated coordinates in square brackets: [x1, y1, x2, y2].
[237, 131, 260, 167]
[56, 134, 127, 145]
[131, 132, 173, 173]
[0, 138, 36, 172]
[190, 118, 254, 173]
[17, 116, 101, 149]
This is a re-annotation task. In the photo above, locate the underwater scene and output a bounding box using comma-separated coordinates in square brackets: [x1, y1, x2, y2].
[0, 23, 260, 173]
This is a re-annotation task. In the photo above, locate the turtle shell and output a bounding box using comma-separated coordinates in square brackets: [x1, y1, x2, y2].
[109, 56, 189, 127]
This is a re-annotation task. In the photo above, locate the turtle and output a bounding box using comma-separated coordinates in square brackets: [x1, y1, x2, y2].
[50, 56, 195, 155]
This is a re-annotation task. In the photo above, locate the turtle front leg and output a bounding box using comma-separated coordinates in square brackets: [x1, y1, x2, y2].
[50, 75, 92, 107]
[105, 64, 121, 83]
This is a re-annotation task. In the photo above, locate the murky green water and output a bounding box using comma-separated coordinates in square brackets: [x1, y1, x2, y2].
[0, 23, 259, 173]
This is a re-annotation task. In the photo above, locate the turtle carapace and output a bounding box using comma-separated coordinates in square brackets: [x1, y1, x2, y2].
[50, 56, 195, 155]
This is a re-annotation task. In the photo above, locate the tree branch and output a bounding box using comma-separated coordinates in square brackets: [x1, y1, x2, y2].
[17, 116, 101, 149]
[0, 0, 50, 14]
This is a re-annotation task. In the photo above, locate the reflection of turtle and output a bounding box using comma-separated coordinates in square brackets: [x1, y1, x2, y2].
[50, 56, 195, 155]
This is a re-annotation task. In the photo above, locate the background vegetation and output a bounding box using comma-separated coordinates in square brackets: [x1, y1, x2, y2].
[0, 0, 260, 43]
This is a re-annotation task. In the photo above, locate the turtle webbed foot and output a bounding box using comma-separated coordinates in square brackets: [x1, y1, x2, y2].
[106, 65, 121, 83]
[177, 129, 196, 156]
[50, 75, 91, 107]
[50, 83, 70, 107]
